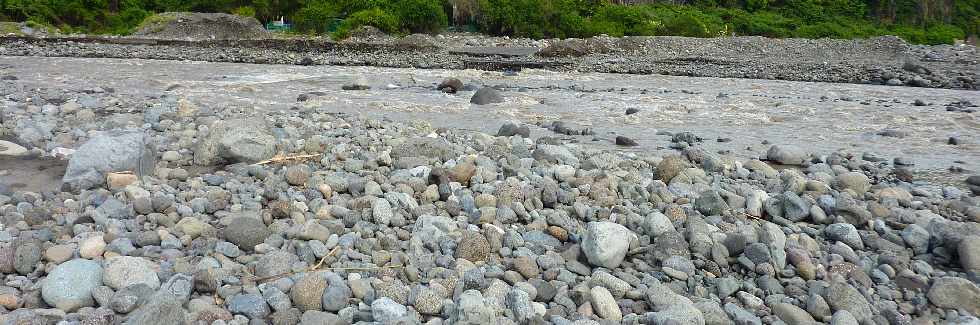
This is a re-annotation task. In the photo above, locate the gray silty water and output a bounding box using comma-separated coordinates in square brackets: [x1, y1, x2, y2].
[4, 55, 978, 182]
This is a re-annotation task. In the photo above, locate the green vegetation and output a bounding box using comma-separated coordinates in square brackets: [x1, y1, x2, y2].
[0, 0, 975, 44]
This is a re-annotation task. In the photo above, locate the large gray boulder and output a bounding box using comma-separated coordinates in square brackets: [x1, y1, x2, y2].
[194, 118, 277, 166]
[62, 130, 154, 191]
[41, 259, 103, 312]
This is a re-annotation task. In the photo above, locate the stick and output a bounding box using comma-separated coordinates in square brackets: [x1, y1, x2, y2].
[254, 153, 321, 166]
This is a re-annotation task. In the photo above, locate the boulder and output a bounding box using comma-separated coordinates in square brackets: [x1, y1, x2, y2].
[63, 130, 154, 191]
[767, 145, 807, 165]
[194, 118, 277, 166]
[438, 78, 463, 93]
[470, 88, 504, 105]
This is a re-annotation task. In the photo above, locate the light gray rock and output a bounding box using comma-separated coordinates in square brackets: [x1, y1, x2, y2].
[194, 118, 277, 165]
[507, 288, 535, 324]
[830, 310, 859, 325]
[772, 303, 815, 324]
[824, 280, 873, 323]
[63, 130, 154, 190]
[958, 236, 980, 274]
[581, 222, 634, 269]
[824, 223, 863, 249]
[695, 300, 733, 325]
[927, 276, 980, 316]
[834, 172, 871, 194]
[767, 145, 807, 165]
[41, 259, 103, 312]
[372, 297, 407, 323]
[125, 291, 188, 325]
[644, 211, 675, 237]
[456, 290, 495, 324]
[103, 256, 160, 290]
[590, 286, 622, 321]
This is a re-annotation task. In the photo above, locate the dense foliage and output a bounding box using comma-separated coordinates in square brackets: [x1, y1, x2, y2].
[0, 0, 975, 44]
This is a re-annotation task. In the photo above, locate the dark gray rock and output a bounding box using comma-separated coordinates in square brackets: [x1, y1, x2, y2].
[497, 122, 530, 138]
[223, 216, 270, 251]
[228, 293, 270, 319]
[470, 88, 504, 105]
[438, 78, 463, 93]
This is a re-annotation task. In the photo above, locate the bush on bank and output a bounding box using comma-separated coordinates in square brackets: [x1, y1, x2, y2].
[0, 0, 974, 44]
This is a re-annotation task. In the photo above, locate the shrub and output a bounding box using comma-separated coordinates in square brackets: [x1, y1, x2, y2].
[658, 12, 714, 37]
[387, 0, 447, 33]
[233, 6, 256, 18]
[333, 8, 400, 38]
[589, 5, 658, 36]
[293, 2, 339, 33]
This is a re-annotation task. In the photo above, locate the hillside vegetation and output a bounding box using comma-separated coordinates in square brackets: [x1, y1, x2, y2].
[0, 0, 976, 44]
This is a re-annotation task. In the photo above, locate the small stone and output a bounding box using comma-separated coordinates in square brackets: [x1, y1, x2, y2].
[256, 250, 298, 278]
[106, 172, 138, 190]
[506, 288, 535, 324]
[615, 136, 638, 146]
[291, 272, 327, 312]
[834, 172, 871, 194]
[44, 245, 74, 264]
[224, 216, 271, 251]
[14, 241, 41, 275]
[772, 303, 815, 324]
[80, 236, 107, 258]
[512, 256, 539, 279]
[590, 286, 622, 320]
[285, 165, 311, 186]
[227, 293, 270, 319]
[372, 297, 407, 322]
[581, 222, 634, 269]
[321, 272, 351, 312]
[342, 76, 370, 90]
[824, 223, 863, 249]
[824, 279, 873, 323]
[456, 232, 491, 263]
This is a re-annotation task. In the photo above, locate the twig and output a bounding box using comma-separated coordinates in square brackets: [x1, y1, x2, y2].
[254, 153, 321, 166]
[309, 246, 340, 271]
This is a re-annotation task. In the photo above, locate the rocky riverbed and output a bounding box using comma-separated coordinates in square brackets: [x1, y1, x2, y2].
[0, 54, 979, 325]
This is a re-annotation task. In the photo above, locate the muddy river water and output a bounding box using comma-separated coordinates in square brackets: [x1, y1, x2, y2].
[3, 56, 978, 187]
